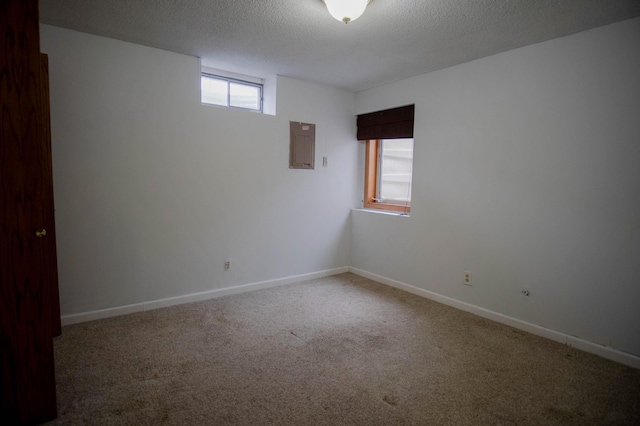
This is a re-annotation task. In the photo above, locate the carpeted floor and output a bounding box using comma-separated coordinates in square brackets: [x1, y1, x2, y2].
[47, 273, 640, 425]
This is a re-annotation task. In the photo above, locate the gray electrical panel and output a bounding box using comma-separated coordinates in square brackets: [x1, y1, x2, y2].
[289, 122, 315, 169]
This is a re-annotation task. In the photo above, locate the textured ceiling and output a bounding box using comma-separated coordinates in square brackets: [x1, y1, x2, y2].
[40, 0, 640, 92]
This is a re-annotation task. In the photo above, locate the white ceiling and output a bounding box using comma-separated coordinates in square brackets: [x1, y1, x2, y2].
[40, 0, 640, 92]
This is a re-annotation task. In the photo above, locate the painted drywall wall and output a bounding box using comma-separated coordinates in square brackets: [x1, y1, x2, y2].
[353, 17, 640, 357]
[40, 25, 358, 316]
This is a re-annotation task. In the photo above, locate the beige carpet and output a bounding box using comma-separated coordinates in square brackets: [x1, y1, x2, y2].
[47, 273, 640, 425]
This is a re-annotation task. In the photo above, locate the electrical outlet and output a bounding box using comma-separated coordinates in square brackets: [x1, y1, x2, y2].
[224, 259, 231, 271]
[463, 271, 472, 286]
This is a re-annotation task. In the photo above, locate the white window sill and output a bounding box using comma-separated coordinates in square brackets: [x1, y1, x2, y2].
[353, 208, 410, 218]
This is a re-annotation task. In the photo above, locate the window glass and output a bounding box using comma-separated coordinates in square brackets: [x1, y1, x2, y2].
[201, 76, 228, 106]
[230, 82, 260, 110]
[379, 138, 413, 202]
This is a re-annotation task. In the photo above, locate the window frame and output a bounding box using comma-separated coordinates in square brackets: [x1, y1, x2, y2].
[364, 139, 412, 213]
[201, 72, 263, 112]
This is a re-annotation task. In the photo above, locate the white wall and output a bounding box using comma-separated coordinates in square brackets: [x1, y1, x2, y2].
[40, 25, 359, 316]
[41, 18, 640, 360]
[353, 17, 640, 357]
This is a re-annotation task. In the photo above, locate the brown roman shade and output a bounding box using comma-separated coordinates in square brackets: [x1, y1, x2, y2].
[357, 104, 414, 140]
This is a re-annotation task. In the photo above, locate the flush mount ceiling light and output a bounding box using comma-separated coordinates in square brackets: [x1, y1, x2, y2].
[323, 0, 371, 24]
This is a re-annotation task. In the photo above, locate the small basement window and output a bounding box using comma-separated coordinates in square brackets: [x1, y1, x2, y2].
[201, 73, 263, 112]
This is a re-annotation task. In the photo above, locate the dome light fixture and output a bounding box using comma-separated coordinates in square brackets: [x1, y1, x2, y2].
[323, 0, 371, 24]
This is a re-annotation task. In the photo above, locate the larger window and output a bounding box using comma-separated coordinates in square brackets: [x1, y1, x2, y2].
[364, 138, 413, 213]
[358, 104, 415, 214]
[201, 73, 263, 112]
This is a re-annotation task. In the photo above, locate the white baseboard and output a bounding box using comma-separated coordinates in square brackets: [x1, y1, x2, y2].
[60, 265, 640, 370]
[61, 267, 349, 326]
[349, 267, 640, 370]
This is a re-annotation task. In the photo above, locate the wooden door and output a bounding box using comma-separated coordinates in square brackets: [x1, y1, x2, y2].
[1, 0, 59, 423]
